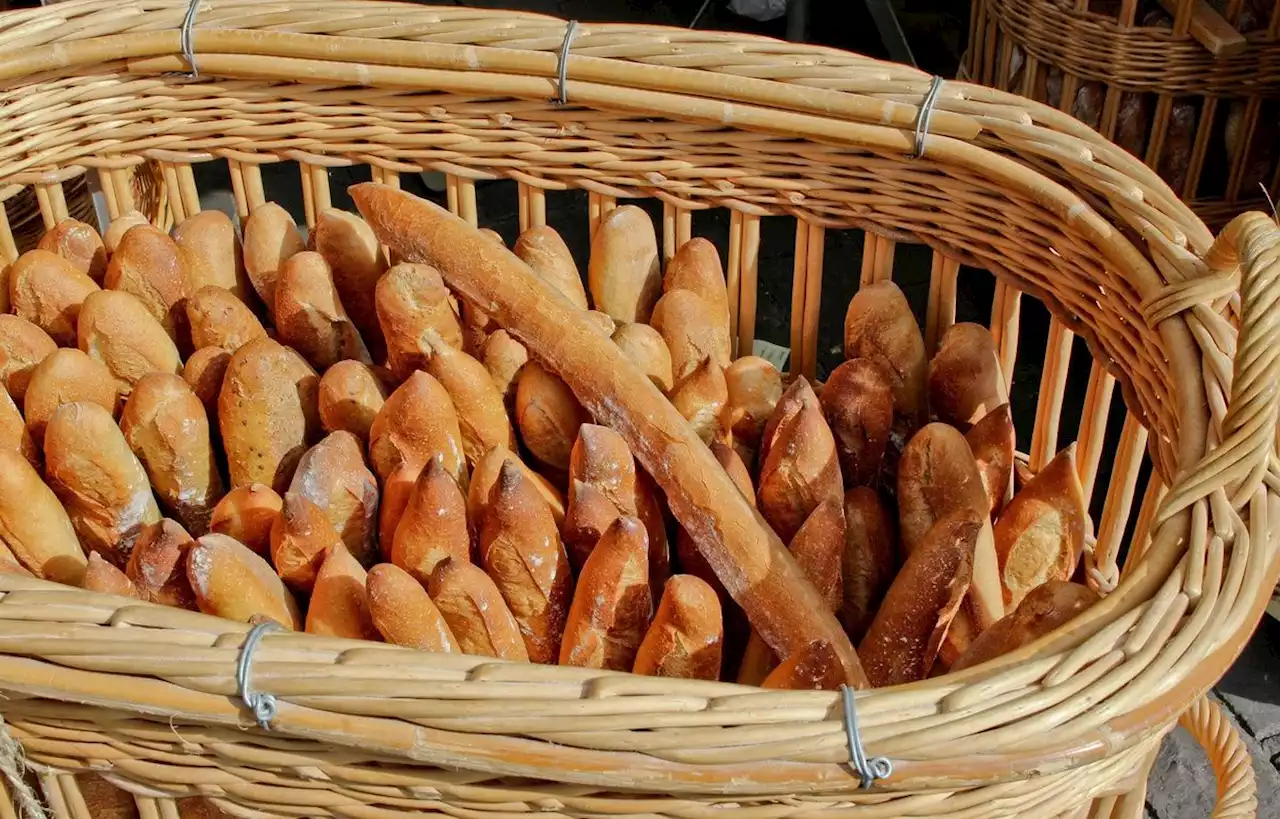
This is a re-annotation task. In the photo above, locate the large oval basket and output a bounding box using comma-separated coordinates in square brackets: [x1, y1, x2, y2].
[0, 2, 1273, 817]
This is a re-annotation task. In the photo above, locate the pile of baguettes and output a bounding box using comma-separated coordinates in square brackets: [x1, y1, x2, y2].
[0, 184, 1093, 690]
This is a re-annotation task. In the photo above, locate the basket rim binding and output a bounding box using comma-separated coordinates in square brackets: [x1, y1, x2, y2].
[0, 0, 1274, 807]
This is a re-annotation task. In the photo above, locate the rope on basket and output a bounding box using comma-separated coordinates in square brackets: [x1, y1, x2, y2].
[236, 621, 281, 730]
[550, 20, 580, 106]
[911, 76, 945, 160]
[0, 716, 48, 819]
[840, 685, 893, 789]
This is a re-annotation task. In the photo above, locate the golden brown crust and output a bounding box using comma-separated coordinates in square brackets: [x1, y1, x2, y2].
[760, 639, 844, 690]
[218, 337, 322, 492]
[482, 329, 529, 406]
[184, 346, 231, 418]
[368, 370, 466, 486]
[757, 378, 842, 542]
[39, 218, 107, 283]
[896, 423, 989, 553]
[83, 551, 140, 598]
[840, 486, 897, 643]
[820, 358, 894, 487]
[722, 356, 782, 457]
[120, 373, 225, 535]
[77, 289, 182, 392]
[570, 424, 637, 515]
[953, 580, 1099, 671]
[858, 510, 981, 687]
[392, 457, 471, 585]
[378, 462, 419, 556]
[966, 404, 1016, 516]
[611, 322, 674, 394]
[375, 262, 464, 379]
[480, 461, 574, 663]
[651, 289, 731, 381]
[273, 251, 372, 370]
[0, 314, 57, 401]
[560, 516, 652, 670]
[564, 479, 622, 571]
[664, 238, 730, 342]
[420, 328, 515, 464]
[126, 518, 197, 609]
[173, 210, 253, 303]
[428, 557, 529, 660]
[313, 208, 386, 361]
[24, 348, 121, 448]
[633, 574, 722, 679]
[287, 430, 379, 564]
[271, 491, 343, 591]
[104, 225, 190, 345]
[670, 356, 728, 446]
[185, 285, 268, 352]
[366, 562, 458, 652]
[928, 323, 1008, 430]
[515, 362, 588, 472]
[103, 212, 150, 254]
[587, 205, 661, 323]
[305, 544, 379, 640]
[209, 484, 283, 556]
[9, 248, 101, 346]
[0, 384, 37, 468]
[467, 446, 566, 530]
[242, 202, 304, 311]
[843, 280, 927, 436]
[318, 360, 392, 442]
[0, 447, 87, 584]
[188, 533, 302, 629]
[514, 225, 588, 310]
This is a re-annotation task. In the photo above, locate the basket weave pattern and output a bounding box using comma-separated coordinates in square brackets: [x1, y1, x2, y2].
[0, 2, 1273, 817]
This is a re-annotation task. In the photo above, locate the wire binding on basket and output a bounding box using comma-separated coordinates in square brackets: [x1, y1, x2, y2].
[170, 0, 202, 79]
[840, 685, 892, 789]
[550, 20, 579, 106]
[912, 76, 944, 160]
[236, 621, 281, 730]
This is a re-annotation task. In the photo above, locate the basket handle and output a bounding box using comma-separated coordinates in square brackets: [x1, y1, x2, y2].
[1175, 697, 1257, 819]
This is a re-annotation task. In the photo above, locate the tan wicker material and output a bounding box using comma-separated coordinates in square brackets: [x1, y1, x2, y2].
[0, 1, 1273, 816]
[966, 0, 1280, 229]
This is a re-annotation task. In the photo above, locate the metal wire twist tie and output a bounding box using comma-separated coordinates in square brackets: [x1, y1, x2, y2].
[551, 20, 580, 105]
[169, 0, 202, 79]
[912, 75, 945, 159]
[236, 621, 281, 730]
[841, 684, 893, 789]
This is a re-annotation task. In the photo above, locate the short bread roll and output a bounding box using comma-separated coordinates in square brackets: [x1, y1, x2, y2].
[840, 486, 897, 643]
[271, 491, 343, 591]
[313, 208, 386, 360]
[38, 218, 107, 283]
[273, 251, 372, 370]
[305, 544, 379, 640]
[514, 225, 588, 309]
[126, 518, 197, 609]
[420, 328, 515, 464]
[185, 285, 267, 352]
[588, 205, 661, 323]
[23, 347, 120, 447]
[103, 212, 150, 254]
[843, 280, 927, 436]
[9, 249, 101, 346]
[375, 262, 463, 379]
[0, 314, 57, 401]
[318, 360, 391, 442]
[0, 447, 86, 584]
[928, 322, 1008, 430]
[664, 238, 730, 342]
[172, 210, 253, 302]
[104, 224, 190, 345]
[366, 562, 458, 652]
[515, 362, 588, 472]
[184, 346, 231, 417]
[482, 329, 528, 407]
[611, 322, 673, 394]
[722, 356, 782, 459]
[77, 289, 182, 391]
[633, 574, 723, 680]
[559, 516, 652, 670]
[651, 288, 731, 381]
[756, 378, 842, 542]
[209, 484, 282, 556]
[188, 533, 302, 629]
[368, 371, 466, 486]
[670, 356, 727, 446]
[966, 403, 1016, 515]
[820, 358, 894, 487]
[953, 580, 1098, 671]
[428, 558, 528, 661]
[392, 457, 471, 584]
[288, 431, 379, 564]
[83, 552, 139, 598]
[242, 202, 304, 310]
[468, 445, 565, 529]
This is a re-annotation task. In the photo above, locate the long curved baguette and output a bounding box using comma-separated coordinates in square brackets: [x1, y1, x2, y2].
[352, 183, 866, 687]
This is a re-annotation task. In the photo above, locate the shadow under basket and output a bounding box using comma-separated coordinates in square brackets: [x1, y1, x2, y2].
[0, 2, 1275, 818]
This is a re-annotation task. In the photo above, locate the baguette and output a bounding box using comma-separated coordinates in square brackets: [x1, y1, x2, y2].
[611, 322, 673, 393]
[664, 238, 731, 342]
[38, 218, 107, 283]
[242, 202, 304, 310]
[515, 361, 588, 472]
[354, 183, 867, 686]
[0, 447, 87, 583]
[820, 358, 894, 487]
[757, 378, 808, 483]
[271, 491, 343, 591]
[378, 462, 420, 555]
[0, 314, 57, 401]
[843, 280, 927, 436]
[670, 356, 728, 446]
[188, 533, 302, 629]
[9, 249, 101, 346]
[185, 285, 267, 352]
[173, 210, 253, 303]
[219, 337, 322, 492]
[375, 262, 464, 379]
[209, 484, 283, 556]
[756, 378, 842, 542]
[126, 518, 197, 609]
[44, 402, 161, 565]
[104, 225, 190, 346]
[586, 309, 620, 338]
[468, 445, 566, 529]
[0, 384, 37, 468]
[651, 289, 731, 381]
[993, 444, 1088, 608]
[570, 424, 636, 516]
[420, 328, 516, 463]
[631, 477, 670, 589]
[313, 208, 386, 360]
[633, 574, 722, 679]
[479, 460, 574, 663]
[273, 251, 372, 370]
[77, 290, 182, 392]
[428, 557, 529, 661]
[23, 348, 121, 447]
[722, 356, 782, 459]
[184, 346, 231, 418]
[563, 479, 622, 570]
[840, 486, 897, 643]
[120, 373, 225, 535]
[952, 580, 1099, 670]
[392, 457, 472, 584]
[318, 360, 392, 442]
[482, 329, 528, 406]
[103, 212, 150, 254]
[514, 225, 588, 310]
[83, 551, 139, 598]
[928, 323, 1008, 429]
[288, 430, 379, 564]
[366, 562, 458, 652]
[587, 205, 662, 323]
[760, 639, 843, 690]
[858, 510, 980, 687]
[966, 404, 1015, 516]
[368, 370, 466, 486]
[460, 300, 496, 357]
[560, 516, 653, 670]
[305, 543, 379, 640]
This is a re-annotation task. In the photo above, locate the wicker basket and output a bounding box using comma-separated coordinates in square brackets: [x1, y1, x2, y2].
[965, 0, 1280, 229]
[0, 1, 1274, 817]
